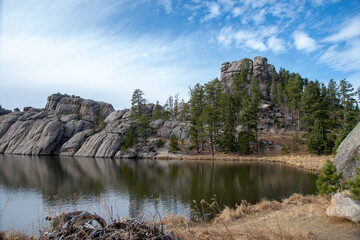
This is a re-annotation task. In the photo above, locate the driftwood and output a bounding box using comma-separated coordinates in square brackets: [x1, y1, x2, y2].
[40, 210, 176, 240]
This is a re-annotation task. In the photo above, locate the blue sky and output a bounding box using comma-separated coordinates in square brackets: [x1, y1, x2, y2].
[0, 0, 359, 110]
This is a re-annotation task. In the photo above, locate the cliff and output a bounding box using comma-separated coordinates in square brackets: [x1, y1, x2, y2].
[0, 57, 293, 158]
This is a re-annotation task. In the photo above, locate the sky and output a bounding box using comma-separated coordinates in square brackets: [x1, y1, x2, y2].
[0, 0, 359, 111]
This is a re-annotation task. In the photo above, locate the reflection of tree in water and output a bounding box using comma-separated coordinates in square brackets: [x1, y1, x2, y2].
[0, 155, 317, 216]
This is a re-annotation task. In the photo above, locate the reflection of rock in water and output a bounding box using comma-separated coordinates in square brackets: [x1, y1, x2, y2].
[0, 155, 317, 215]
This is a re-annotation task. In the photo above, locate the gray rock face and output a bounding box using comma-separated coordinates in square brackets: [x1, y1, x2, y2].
[46, 93, 115, 119]
[104, 109, 129, 123]
[334, 122, 360, 179]
[60, 130, 92, 156]
[220, 58, 253, 92]
[150, 119, 164, 129]
[220, 56, 278, 99]
[326, 192, 360, 222]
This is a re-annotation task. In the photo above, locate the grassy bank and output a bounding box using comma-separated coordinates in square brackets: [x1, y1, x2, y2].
[1, 194, 358, 240]
[156, 153, 331, 172]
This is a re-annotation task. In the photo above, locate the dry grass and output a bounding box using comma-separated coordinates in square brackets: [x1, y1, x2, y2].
[165, 193, 359, 240]
[156, 153, 330, 172]
[0, 231, 34, 240]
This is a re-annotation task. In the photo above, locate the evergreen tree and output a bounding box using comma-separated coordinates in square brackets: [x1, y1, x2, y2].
[300, 81, 328, 131]
[123, 126, 137, 149]
[347, 155, 360, 200]
[306, 120, 332, 155]
[174, 94, 179, 120]
[203, 78, 223, 155]
[270, 81, 278, 105]
[179, 99, 189, 121]
[189, 84, 205, 153]
[285, 74, 303, 130]
[200, 105, 216, 156]
[136, 115, 152, 143]
[238, 90, 257, 154]
[131, 89, 146, 117]
[153, 101, 162, 120]
[222, 94, 236, 152]
[316, 160, 342, 195]
[327, 79, 341, 128]
[169, 134, 179, 152]
[250, 76, 261, 152]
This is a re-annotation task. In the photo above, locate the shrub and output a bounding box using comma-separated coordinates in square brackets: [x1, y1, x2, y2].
[281, 144, 288, 155]
[306, 120, 332, 155]
[292, 133, 301, 152]
[316, 160, 342, 195]
[169, 134, 179, 153]
[346, 155, 360, 200]
[155, 139, 165, 148]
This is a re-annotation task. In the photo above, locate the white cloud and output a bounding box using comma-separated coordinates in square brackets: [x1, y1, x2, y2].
[217, 26, 285, 53]
[252, 9, 267, 25]
[324, 16, 360, 42]
[203, 2, 221, 21]
[158, 0, 172, 14]
[293, 31, 318, 52]
[232, 7, 244, 17]
[267, 36, 286, 53]
[319, 40, 360, 72]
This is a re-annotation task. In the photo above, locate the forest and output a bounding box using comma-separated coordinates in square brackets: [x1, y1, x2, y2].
[128, 67, 360, 157]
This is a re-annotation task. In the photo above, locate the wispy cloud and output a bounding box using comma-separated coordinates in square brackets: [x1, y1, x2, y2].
[267, 36, 286, 53]
[217, 25, 284, 53]
[203, 2, 221, 21]
[319, 39, 360, 73]
[324, 15, 360, 42]
[293, 31, 318, 52]
[158, 0, 172, 14]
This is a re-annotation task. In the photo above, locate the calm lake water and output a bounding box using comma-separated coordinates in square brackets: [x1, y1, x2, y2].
[0, 154, 317, 234]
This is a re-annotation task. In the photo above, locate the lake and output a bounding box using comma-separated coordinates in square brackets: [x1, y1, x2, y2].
[0, 154, 318, 234]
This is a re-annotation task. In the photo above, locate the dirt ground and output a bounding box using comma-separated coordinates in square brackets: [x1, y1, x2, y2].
[165, 194, 360, 240]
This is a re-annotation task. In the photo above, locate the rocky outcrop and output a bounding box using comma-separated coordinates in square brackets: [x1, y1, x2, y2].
[46, 93, 114, 120]
[326, 192, 360, 222]
[220, 56, 278, 99]
[334, 122, 360, 179]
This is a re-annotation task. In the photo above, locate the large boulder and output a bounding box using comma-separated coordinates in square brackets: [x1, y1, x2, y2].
[46, 93, 114, 119]
[326, 192, 360, 222]
[334, 122, 360, 179]
[220, 56, 278, 97]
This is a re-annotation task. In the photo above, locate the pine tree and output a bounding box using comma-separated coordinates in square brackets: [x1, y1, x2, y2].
[200, 105, 216, 156]
[300, 81, 328, 131]
[347, 155, 360, 200]
[327, 79, 341, 128]
[131, 89, 146, 117]
[270, 81, 278, 105]
[123, 126, 137, 149]
[250, 76, 261, 152]
[306, 120, 332, 155]
[238, 90, 257, 154]
[316, 160, 342, 195]
[285, 74, 303, 130]
[222, 94, 236, 152]
[153, 101, 162, 120]
[189, 84, 205, 153]
[169, 134, 179, 152]
[136, 115, 152, 143]
[174, 94, 179, 120]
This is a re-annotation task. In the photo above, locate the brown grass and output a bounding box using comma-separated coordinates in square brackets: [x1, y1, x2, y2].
[156, 153, 330, 172]
[165, 193, 359, 240]
[0, 231, 34, 240]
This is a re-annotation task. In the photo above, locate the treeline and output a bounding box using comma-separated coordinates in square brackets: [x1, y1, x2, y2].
[127, 68, 360, 156]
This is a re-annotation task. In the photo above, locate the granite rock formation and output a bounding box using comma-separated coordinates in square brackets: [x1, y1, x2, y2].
[220, 56, 278, 99]
[334, 122, 360, 179]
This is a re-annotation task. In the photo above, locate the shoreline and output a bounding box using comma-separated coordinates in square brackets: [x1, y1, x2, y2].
[155, 153, 331, 172]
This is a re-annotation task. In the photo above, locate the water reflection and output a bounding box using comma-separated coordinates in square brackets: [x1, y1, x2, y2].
[0, 154, 317, 232]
